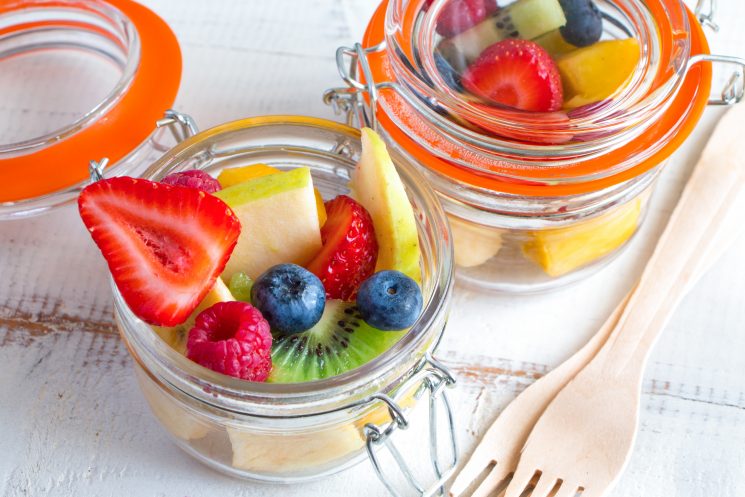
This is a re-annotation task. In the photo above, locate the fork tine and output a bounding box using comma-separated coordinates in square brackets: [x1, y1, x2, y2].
[552, 482, 580, 497]
[529, 473, 558, 497]
[449, 456, 495, 497]
[469, 463, 510, 497]
[578, 488, 605, 497]
[503, 466, 536, 497]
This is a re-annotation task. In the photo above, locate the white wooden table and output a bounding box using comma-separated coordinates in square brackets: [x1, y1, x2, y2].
[2, 1, 744, 496]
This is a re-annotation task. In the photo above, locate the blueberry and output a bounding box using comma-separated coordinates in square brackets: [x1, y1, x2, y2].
[251, 264, 325, 335]
[435, 53, 464, 92]
[559, 0, 603, 48]
[356, 271, 423, 331]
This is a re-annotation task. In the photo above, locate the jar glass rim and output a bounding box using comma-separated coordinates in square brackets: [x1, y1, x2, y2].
[0, 0, 140, 156]
[360, 0, 712, 196]
[381, 0, 691, 154]
[116, 116, 455, 418]
[0, 0, 181, 215]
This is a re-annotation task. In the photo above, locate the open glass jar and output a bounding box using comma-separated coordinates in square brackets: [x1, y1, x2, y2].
[326, 0, 745, 292]
[115, 116, 458, 493]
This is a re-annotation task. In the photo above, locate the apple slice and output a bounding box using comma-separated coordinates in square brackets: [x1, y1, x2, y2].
[214, 167, 322, 280]
[351, 128, 421, 282]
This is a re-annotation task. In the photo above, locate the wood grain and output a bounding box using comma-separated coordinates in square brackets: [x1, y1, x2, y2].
[1, 1, 745, 496]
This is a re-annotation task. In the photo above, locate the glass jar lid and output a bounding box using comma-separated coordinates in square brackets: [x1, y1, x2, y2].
[0, 0, 181, 217]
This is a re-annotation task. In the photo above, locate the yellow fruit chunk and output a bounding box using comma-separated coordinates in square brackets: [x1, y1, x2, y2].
[137, 368, 211, 441]
[533, 29, 577, 58]
[557, 38, 640, 109]
[218, 163, 327, 226]
[314, 188, 327, 227]
[217, 163, 281, 188]
[152, 277, 234, 354]
[351, 128, 421, 282]
[449, 215, 504, 268]
[523, 199, 641, 277]
[227, 423, 363, 473]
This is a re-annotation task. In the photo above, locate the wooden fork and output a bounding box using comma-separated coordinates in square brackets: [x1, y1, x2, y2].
[500, 104, 745, 497]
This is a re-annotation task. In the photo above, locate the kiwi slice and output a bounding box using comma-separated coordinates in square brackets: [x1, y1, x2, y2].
[438, 0, 567, 69]
[268, 300, 405, 383]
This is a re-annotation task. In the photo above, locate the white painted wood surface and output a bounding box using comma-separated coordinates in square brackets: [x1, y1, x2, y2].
[1, 1, 744, 496]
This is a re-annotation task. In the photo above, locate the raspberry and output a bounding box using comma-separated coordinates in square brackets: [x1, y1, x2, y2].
[161, 170, 221, 194]
[186, 301, 273, 381]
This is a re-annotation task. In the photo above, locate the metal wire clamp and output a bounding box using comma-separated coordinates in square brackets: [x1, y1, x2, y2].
[362, 353, 458, 497]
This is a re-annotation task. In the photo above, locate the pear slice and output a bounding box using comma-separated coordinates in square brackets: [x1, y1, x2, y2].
[351, 128, 421, 282]
[215, 167, 322, 280]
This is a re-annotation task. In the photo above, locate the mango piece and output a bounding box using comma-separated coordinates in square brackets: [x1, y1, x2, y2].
[523, 199, 641, 277]
[557, 38, 640, 109]
[218, 164, 327, 226]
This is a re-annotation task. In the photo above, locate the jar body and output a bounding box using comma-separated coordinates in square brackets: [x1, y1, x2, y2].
[327, 0, 718, 292]
[115, 117, 454, 483]
[385, 133, 660, 292]
[132, 362, 411, 482]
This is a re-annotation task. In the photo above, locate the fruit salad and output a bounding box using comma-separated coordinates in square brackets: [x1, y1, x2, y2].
[434, 0, 640, 113]
[79, 128, 425, 385]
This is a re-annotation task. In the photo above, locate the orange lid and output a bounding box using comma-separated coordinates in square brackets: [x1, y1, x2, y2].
[0, 0, 181, 203]
[360, 0, 712, 196]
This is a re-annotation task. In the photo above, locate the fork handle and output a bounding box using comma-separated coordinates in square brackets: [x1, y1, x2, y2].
[600, 105, 745, 374]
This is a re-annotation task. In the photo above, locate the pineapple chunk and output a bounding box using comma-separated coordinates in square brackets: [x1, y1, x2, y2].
[523, 199, 641, 277]
[557, 39, 640, 109]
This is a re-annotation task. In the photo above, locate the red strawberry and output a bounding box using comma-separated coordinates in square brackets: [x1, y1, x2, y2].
[306, 195, 378, 301]
[78, 177, 241, 326]
[462, 39, 563, 112]
[433, 0, 499, 38]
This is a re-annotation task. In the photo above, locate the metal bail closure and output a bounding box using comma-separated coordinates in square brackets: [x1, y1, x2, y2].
[363, 353, 458, 497]
[695, 0, 719, 31]
[686, 54, 745, 106]
[156, 109, 200, 143]
[87, 110, 199, 184]
[324, 42, 388, 129]
[88, 158, 109, 183]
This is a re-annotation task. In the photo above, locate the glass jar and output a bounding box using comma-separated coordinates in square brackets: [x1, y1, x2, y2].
[115, 116, 457, 492]
[0, 0, 181, 219]
[326, 0, 745, 292]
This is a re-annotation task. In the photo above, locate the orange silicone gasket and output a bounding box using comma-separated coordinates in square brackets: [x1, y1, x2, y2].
[0, 0, 181, 203]
[362, 0, 712, 196]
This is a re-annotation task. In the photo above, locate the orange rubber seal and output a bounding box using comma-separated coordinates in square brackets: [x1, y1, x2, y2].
[0, 0, 181, 203]
[362, 1, 712, 196]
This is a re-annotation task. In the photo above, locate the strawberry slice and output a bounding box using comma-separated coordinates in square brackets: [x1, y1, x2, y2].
[306, 195, 378, 301]
[78, 177, 241, 326]
[432, 0, 499, 38]
[462, 39, 563, 112]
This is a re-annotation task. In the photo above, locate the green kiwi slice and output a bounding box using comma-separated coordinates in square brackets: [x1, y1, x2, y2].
[268, 300, 405, 383]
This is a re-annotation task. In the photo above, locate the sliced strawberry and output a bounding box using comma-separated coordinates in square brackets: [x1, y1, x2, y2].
[433, 0, 499, 38]
[462, 39, 563, 112]
[306, 195, 378, 301]
[78, 177, 241, 326]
